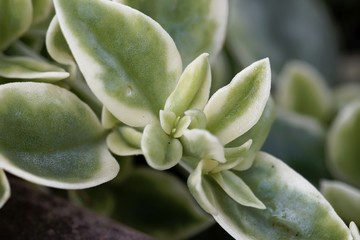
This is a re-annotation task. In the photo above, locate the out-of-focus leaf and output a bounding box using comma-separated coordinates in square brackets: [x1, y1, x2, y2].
[209, 152, 352, 239]
[204, 58, 271, 145]
[262, 109, 329, 186]
[54, 0, 182, 127]
[0, 55, 69, 82]
[226, 0, 338, 84]
[327, 100, 360, 188]
[276, 61, 332, 123]
[112, 168, 212, 240]
[0, 169, 10, 209]
[333, 83, 360, 111]
[0, 82, 119, 189]
[117, 0, 228, 66]
[320, 180, 360, 226]
[0, 0, 33, 51]
[31, 0, 53, 26]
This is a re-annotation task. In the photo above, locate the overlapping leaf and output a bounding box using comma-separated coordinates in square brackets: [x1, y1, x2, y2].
[54, 0, 182, 127]
[0, 169, 10, 209]
[0, 82, 119, 189]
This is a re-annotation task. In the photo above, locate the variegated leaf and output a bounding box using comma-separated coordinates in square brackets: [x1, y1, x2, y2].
[107, 126, 142, 156]
[0, 169, 10, 209]
[0, 82, 119, 189]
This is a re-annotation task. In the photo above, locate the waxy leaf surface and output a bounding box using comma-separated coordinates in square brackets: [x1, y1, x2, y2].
[0, 82, 119, 189]
[211, 152, 352, 239]
[204, 58, 271, 144]
[54, 0, 182, 127]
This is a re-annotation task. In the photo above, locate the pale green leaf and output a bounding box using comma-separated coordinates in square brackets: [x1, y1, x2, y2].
[118, 0, 228, 66]
[54, 0, 182, 127]
[187, 160, 217, 215]
[320, 180, 360, 226]
[0, 82, 119, 189]
[0, 55, 69, 82]
[0, 0, 33, 51]
[276, 61, 332, 123]
[46, 16, 75, 69]
[184, 109, 207, 129]
[181, 129, 226, 163]
[141, 124, 182, 170]
[327, 100, 360, 188]
[0, 169, 10, 209]
[210, 152, 352, 239]
[333, 83, 360, 111]
[107, 126, 142, 156]
[350, 222, 360, 240]
[212, 170, 265, 209]
[227, 97, 275, 171]
[159, 110, 177, 135]
[101, 107, 121, 129]
[164, 53, 211, 116]
[204, 58, 271, 144]
[113, 168, 212, 239]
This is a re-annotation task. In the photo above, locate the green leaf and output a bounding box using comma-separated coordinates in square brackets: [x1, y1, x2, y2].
[181, 129, 226, 163]
[226, 0, 338, 84]
[118, 0, 228, 66]
[320, 180, 360, 226]
[46, 16, 75, 69]
[0, 82, 119, 189]
[211, 170, 265, 209]
[31, 0, 53, 26]
[0, 55, 69, 82]
[0, 0, 33, 51]
[112, 168, 212, 239]
[0, 169, 10, 209]
[101, 107, 121, 129]
[54, 0, 182, 127]
[187, 160, 218, 215]
[227, 97, 276, 171]
[327, 100, 360, 188]
[333, 83, 360, 112]
[209, 152, 352, 239]
[276, 61, 332, 123]
[107, 126, 142, 156]
[141, 124, 182, 170]
[204, 58, 271, 144]
[164, 53, 211, 116]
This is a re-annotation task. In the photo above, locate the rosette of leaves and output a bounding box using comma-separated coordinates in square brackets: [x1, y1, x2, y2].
[50, 0, 354, 238]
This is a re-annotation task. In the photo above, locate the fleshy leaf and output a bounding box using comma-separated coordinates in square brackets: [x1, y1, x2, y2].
[118, 0, 228, 65]
[327, 100, 360, 188]
[187, 160, 217, 215]
[333, 83, 360, 111]
[227, 97, 276, 171]
[0, 55, 69, 82]
[101, 107, 121, 129]
[0, 82, 119, 189]
[209, 152, 352, 239]
[211, 170, 265, 209]
[107, 126, 142, 156]
[185, 109, 207, 129]
[350, 222, 360, 240]
[0, 169, 10, 209]
[276, 61, 332, 123]
[204, 58, 271, 144]
[160, 110, 177, 135]
[0, 0, 32, 51]
[46, 16, 75, 69]
[141, 124, 182, 170]
[31, 0, 53, 26]
[320, 180, 360, 226]
[181, 129, 226, 163]
[164, 53, 211, 116]
[112, 168, 212, 239]
[54, 0, 182, 127]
